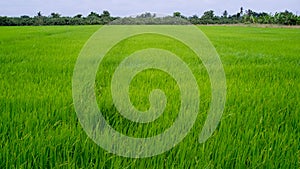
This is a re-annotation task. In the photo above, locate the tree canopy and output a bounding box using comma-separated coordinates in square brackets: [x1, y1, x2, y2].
[0, 8, 299, 26]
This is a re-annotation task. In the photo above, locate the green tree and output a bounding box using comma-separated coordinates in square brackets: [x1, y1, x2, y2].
[201, 10, 214, 20]
[189, 15, 199, 24]
[50, 13, 61, 18]
[74, 14, 83, 18]
[88, 12, 100, 18]
[137, 12, 155, 18]
[173, 12, 181, 17]
[275, 10, 297, 25]
[222, 10, 228, 18]
[101, 10, 110, 18]
[34, 11, 44, 25]
[100, 10, 114, 24]
[200, 10, 216, 24]
[87, 12, 101, 24]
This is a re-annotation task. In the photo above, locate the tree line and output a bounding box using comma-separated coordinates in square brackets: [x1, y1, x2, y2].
[1, 8, 299, 26]
[0, 11, 117, 26]
[185, 8, 300, 25]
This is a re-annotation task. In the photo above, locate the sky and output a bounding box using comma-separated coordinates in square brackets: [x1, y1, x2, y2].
[0, 0, 299, 17]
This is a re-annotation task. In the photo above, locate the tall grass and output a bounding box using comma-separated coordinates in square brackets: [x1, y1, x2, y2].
[0, 25, 299, 168]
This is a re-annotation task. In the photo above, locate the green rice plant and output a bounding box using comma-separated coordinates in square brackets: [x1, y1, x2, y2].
[0, 25, 299, 168]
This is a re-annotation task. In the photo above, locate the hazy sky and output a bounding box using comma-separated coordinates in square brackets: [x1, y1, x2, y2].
[1, 0, 299, 17]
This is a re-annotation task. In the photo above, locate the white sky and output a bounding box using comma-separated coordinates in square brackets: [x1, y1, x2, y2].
[0, 0, 299, 17]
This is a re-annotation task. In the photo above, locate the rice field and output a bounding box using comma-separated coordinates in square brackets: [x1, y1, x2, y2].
[0, 25, 299, 168]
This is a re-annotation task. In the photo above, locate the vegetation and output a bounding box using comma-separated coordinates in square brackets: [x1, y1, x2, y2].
[0, 11, 117, 26]
[1, 8, 300, 26]
[187, 9, 300, 25]
[110, 15, 191, 25]
[0, 26, 299, 168]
